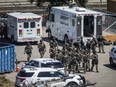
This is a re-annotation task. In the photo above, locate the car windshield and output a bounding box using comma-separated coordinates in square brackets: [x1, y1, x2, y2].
[38, 71, 67, 77]
[46, 62, 64, 68]
[28, 60, 39, 67]
[17, 70, 34, 77]
[111, 47, 115, 52]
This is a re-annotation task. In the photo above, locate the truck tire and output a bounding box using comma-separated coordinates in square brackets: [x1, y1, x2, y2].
[66, 82, 79, 87]
[64, 35, 68, 43]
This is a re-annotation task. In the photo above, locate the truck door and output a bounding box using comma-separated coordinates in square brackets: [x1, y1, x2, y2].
[23, 21, 36, 38]
[76, 16, 81, 37]
[96, 16, 102, 36]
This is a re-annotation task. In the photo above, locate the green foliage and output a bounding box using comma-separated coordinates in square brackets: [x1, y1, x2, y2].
[78, 0, 88, 7]
[28, 0, 88, 8]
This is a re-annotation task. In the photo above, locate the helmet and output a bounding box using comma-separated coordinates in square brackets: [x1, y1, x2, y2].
[40, 39, 43, 43]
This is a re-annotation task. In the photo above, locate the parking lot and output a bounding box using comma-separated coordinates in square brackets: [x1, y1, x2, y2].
[5, 27, 116, 87]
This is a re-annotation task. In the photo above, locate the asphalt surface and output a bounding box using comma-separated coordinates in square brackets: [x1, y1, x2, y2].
[5, 27, 116, 87]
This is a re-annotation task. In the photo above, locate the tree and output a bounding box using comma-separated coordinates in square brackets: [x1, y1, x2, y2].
[29, 0, 88, 8]
[29, 0, 69, 6]
[77, 0, 88, 7]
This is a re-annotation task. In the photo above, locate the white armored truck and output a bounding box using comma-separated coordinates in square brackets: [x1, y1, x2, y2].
[7, 12, 42, 43]
[46, 6, 102, 43]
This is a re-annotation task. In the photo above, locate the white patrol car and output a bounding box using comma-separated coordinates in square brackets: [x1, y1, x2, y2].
[15, 67, 85, 87]
[109, 46, 116, 66]
[22, 58, 64, 73]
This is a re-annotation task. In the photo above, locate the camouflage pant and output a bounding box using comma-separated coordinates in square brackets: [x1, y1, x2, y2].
[39, 50, 45, 58]
[27, 53, 31, 61]
[83, 62, 88, 73]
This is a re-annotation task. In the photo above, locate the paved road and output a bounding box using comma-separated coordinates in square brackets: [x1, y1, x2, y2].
[6, 27, 116, 87]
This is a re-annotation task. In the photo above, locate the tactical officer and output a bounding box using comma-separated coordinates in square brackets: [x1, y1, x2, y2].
[49, 46, 56, 58]
[97, 35, 105, 53]
[80, 36, 84, 49]
[74, 52, 80, 73]
[49, 39, 54, 47]
[53, 37, 58, 51]
[24, 42, 33, 61]
[86, 51, 91, 71]
[37, 40, 46, 58]
[55, 49, 62, 61]
[61, 48, 68, 67]
[82, 51, 89, 73]
[90, 36, 98, 53]
[86, 39, 91, 54]
[91, 51, 99, 72]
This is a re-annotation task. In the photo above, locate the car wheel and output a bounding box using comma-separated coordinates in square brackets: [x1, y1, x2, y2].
[66, 82, 79, 87]
[110, 58, 115, 66]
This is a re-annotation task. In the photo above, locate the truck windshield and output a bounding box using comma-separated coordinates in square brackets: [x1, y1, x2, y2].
[84, 16, 94, 37]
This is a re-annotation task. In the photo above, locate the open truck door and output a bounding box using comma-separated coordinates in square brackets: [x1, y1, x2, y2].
[96, 16, 102, 36]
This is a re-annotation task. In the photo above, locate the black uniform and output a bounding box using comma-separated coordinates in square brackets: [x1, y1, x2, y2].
[97, 35, 105, 53]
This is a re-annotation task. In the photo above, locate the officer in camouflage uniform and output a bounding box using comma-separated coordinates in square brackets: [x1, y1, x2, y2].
[80, 36, 84, 49]
[37, 40, 46, 58]
[86, 39, 91, 54]
[24, 42, 33, 61]
[49, 39, 54, 48]
[61, 47, 69, 67]
[86, 51, 91, 71]
[53, 37, 58, 51]
[49, 38, 58, 52]
[74, 49, 81, 73]
[82, 51, 89, 73]
[55, 49, 62, 61]
[90, 37, 98, 53]
[91, 51, 99, 72]
[49, 45, 56, 59]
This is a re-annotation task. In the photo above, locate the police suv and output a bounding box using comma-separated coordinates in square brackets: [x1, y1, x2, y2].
[109, 46, 116, 66]
[15, 67, 86, 87]
[22, 58, 65, 73]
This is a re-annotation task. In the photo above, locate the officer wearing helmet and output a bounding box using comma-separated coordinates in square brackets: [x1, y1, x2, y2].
[37, 39, 46, 58]
[24, 42, 33, 61]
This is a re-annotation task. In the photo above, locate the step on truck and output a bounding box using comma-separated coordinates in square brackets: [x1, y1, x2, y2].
[7, 12, 42, 43]
[46, 6, 103, 43]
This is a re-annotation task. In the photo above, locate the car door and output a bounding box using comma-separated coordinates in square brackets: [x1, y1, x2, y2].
[37, 72, 60, 81]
